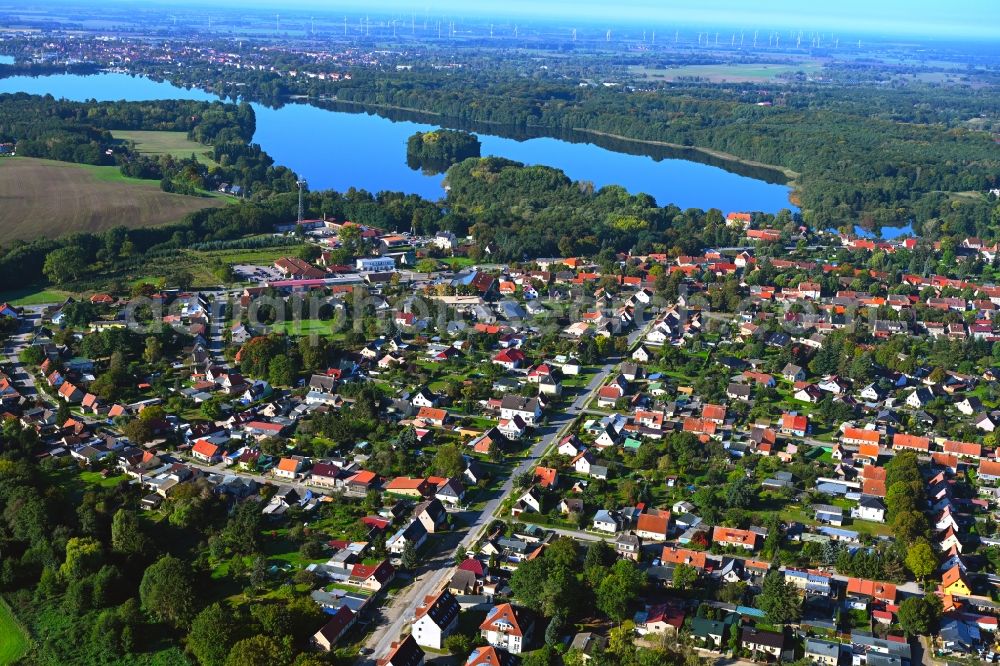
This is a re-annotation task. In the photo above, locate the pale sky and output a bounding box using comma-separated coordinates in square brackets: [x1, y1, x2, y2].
[172, 0, 999, 38]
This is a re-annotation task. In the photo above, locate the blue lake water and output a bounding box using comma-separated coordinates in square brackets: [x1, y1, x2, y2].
[0, 56, 15, 65]
[0, 72, 797, 212]
[854, 224, 913, 240]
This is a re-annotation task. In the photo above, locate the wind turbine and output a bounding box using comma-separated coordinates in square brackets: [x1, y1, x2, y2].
[651, 31, 655, 45]
[753, 30, 758, 47]
[572, 28, 576, 41]
[606, 29, 611, 42]
[275, 14, 279, 33]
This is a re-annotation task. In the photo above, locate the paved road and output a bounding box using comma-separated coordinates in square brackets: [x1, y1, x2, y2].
[362, 356, 621, 662]
[2, 308, 43, 398]
[362, 305, 661, 662]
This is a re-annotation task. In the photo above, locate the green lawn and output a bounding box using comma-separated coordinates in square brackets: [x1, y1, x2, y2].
[268, 319, 340, 337]
[0, 287, 71, 306]
[442, 257, 477, 270]
[112, 130, 219, 166]
[78, 471, 128, 488]
[189, 246, 306, 266]
[0, 599, 30, 665]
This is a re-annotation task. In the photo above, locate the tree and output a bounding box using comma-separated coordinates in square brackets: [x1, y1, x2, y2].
[121, 417, 155, 445]
[222, 501, 263, 555]
[139, 555, 198, 629]
[544, 613, 565, 646]
[111, 509, 147, 556]
[60, 536, 104, 579]
[756, 570, 801, 624]
[596, 559, 643, 622]
[904, 540, 937, 581]
[724, 475, 755, 510]
[187, 603, 235, 666]
[432, 442, 466, 478]
[401, 541, 418, 571]
[225, 636, 292, 666]
[584, 540, 616, 572]
[143, 336, 163, 364]
[897, 595, 940, 636]
[268, 355, 297, 387]
[43, 246, 88, 284]
[672, 563, 698, 590]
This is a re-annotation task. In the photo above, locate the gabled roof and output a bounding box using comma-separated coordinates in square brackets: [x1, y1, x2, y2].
[314, 606, 354, 644]
[534, 466, 558, 488]
[377, 635, 424, 666]
[660, 546, 707, 569]
[941, 564, 967, 589]
[192, 439, 221, 458]
[480, 603, 529, 637]
[846, 577, 896, 602]
[351, 560, 395, 584]
[636, 512, 670, 536]
[414, 589, 460, 629]
[465, 646, 515, 666]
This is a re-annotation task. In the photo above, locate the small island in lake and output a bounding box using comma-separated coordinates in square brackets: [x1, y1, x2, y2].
[406, 129, 481, 174]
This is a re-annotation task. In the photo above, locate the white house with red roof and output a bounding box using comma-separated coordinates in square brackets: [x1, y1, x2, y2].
[480, 603, 534, 654]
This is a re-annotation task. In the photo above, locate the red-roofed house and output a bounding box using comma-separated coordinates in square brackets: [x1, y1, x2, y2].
[781, 413, 808, 437]
[892, 433, 930, 452]
[312, 606, 355, 651]
[660, 547, 707, 570]
[57, 382, 83, 403]
[480, 603, 534, 654]
[493, 349, 526, 371]
[350, 560, 396, 592]
[702, 404, 727, 425]
[385, 477, 433, 498]
[712, 526, 760, 551]
[416, 407, 448, 427]
[635, 603, 684, 636]
[635, 510, 671, 542]
[842, 427, 880, 446]
[534, 466, 559, 489]
[191, 439, 222, 463]
[943, 440, 981, 459]
[846, 578, 896, 606]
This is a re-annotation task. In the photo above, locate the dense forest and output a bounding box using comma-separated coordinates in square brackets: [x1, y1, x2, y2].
[405, 129, 481, 174]
[0, 419, 338, 666]
[131, 61, 1000, 238]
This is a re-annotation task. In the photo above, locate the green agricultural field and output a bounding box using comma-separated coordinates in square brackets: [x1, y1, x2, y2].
[112, 130, 219, 166]
[0, 287, 72, 306]
[0, 157, 227, 242]
[630, 62, 823, 83]
[0, 599, 30, 665]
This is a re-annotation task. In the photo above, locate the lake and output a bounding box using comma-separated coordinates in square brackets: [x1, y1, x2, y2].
[0, 72, 796, 212]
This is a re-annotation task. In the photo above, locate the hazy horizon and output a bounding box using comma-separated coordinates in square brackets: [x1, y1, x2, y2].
[83, 0, 1000, 39]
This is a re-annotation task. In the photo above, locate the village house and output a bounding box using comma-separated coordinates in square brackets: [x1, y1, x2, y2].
[411, 589, 461, 650]
[479, 603, 534, 654]
[377, 635, 424, 666]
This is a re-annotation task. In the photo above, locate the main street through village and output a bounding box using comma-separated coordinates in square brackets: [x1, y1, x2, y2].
[362, 319, 655, 661]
